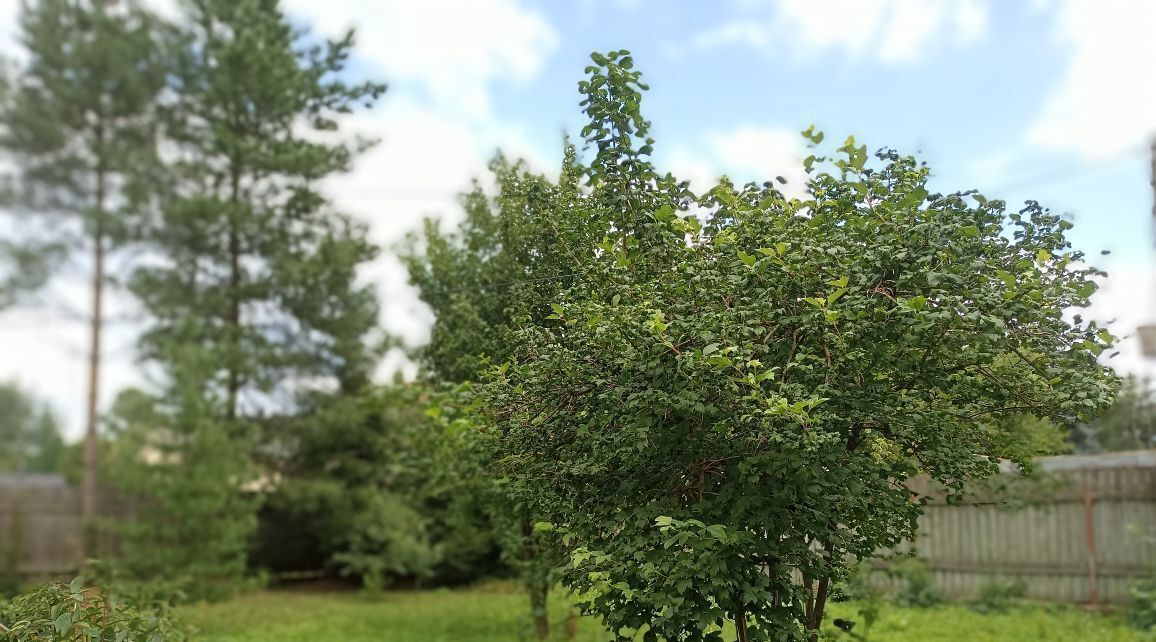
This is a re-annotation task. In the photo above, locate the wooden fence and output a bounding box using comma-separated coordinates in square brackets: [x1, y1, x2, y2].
[0, 477, 129, 580]
[893, 453, 1156, 603]
[1, 454, 1154, 603]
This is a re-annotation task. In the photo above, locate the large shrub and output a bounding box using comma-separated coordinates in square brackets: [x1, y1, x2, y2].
[473, 50, 1118, 641]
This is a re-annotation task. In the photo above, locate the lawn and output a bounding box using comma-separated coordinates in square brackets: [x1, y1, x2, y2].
[181, 586, 1149, 642]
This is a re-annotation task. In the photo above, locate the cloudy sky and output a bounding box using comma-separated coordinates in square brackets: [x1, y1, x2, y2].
[1, 0, 1155, 438]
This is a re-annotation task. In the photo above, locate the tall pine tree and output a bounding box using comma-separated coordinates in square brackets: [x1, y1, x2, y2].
[120, 0, 385, 592]
[0, 0, 167, 544]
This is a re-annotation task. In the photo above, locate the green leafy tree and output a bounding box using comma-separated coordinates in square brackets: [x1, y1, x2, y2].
[0, 381, 64, 474]
[118, 0, 385, 595]
[256, 385, 454, 590]
[402, 151, 597, 638]
[0, 0, 168, 534]
[473, 51, 1118, 641]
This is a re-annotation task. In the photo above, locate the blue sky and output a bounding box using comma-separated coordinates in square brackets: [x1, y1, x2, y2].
[1, 0, 1154, 436]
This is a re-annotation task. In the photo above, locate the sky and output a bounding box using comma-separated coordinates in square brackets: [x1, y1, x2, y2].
[1, 0, 1155, 439]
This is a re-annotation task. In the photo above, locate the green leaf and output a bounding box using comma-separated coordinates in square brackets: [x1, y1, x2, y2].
[54, 612, 72, 635]
[737, 250, 756, 267]
[827, 288, 848, 304]
[905, 296, 928, 311]
[706, 524, 727, 541]
[702, 343, 720, 356]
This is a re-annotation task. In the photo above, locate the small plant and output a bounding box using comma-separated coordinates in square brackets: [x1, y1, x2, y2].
[827, 564, 883, 641]
[0, 578, 191, 641]
[887, 558, 942, 608]
[969, 577, 1027, 613]
[1128, 572, 1156, 631]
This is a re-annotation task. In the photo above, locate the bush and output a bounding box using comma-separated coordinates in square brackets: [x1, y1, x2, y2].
[0, 578, 191, 641]
[887, 558, 942, 608]
[828, 564, 883, 641]
[969, 577, 1027, 613]
[1129, 573, 1156, 631]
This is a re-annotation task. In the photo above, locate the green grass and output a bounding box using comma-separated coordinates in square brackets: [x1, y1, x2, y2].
[181, 586, 1148, 641]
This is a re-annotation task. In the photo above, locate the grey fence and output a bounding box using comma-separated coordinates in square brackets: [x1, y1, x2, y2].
[0, 475, 129, 580]
[895, 451, 1156, 603]
[2, 454, 1154, 603]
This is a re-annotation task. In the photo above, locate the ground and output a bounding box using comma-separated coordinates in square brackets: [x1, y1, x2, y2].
[181, 586, 1148, 641]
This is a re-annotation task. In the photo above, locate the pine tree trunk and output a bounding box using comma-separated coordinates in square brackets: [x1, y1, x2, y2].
[81, 165, 106, 560]
[225, 164, 241, 421]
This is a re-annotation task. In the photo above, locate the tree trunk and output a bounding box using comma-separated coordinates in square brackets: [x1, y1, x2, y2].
[522, 518, 549, 640]
[81, 165, 106, 560]
[807, 539, 837, 642]
[565, 607, 577, 640]
[530, 581, 549, 640]
[225, 165, 241, 421]
[735, 610, 749, 642]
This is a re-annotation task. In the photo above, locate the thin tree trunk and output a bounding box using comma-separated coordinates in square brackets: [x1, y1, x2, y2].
[735, 610, 749, 642]
[807, 539, 837, 642]
[225, 165, 241, 421]
[81, 164, 106, 560]
[522, 519, 549, 640]
[565, 607, 577, 640]
[530, 582, 549, 640]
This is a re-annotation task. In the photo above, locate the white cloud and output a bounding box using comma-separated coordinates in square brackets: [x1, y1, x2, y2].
[1026, 0, 1156, 157]
[1087, 262, 1156, 380]
[283, 0, 557, 118]
[705, 126, 809, 198]
[693, 0, 990, 64]
[323, 97, 554, 348]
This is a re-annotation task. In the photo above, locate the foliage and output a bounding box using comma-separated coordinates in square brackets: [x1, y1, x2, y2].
[0, 381, 64, 474]
[826, 564, 883, 641]
[1129, 571, 1156, 631]
[179, 589, 1146, 642]
[0, 0, 171, 527]
[968, 577, 1027, 614]
[401, 150, 597, 384]
[104, 386, 259, 602]
[402, 148, 600, 633]
[0, 241, 60, 310]
[472, 50, 1119, 641]
[0, 0, 166, 264]
[885, 558, 941, 608]
[256, 385, 459, 589]
[114, 0, 385, 596]
[131, 0, 386, 415]
[0, 578, 190, 642]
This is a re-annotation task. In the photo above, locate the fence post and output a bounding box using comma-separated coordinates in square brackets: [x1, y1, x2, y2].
[1082, 485, 1098, 606]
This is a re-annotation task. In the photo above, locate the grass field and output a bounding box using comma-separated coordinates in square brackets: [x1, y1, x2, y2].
[181, 586, 1150, 641]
